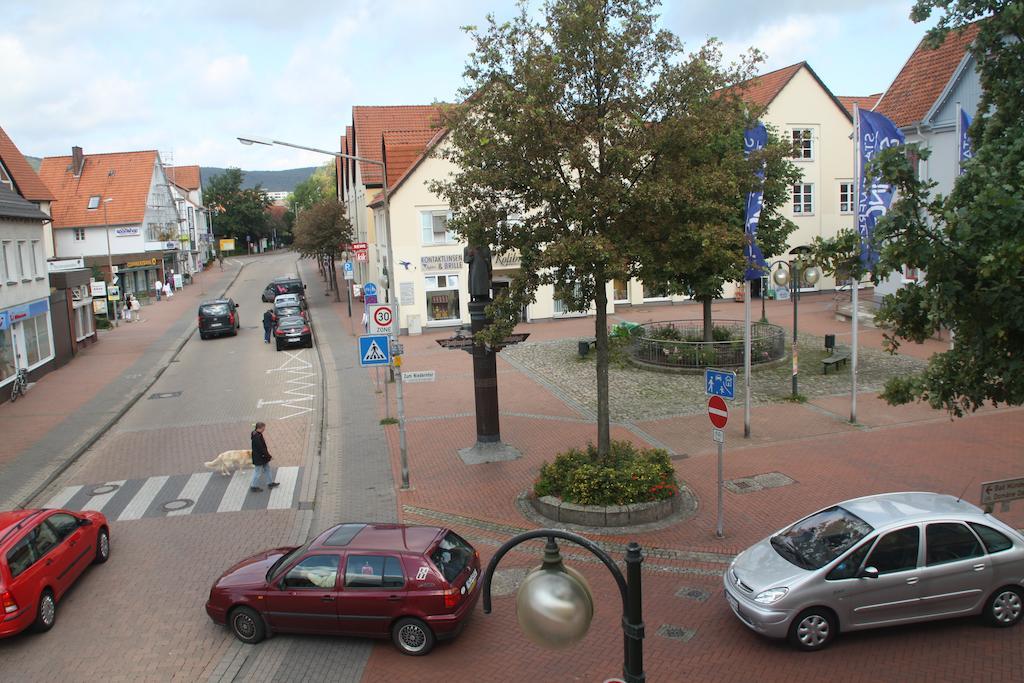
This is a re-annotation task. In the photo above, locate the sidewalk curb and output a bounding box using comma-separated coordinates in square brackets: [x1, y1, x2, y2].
[17, 263, 249, 509]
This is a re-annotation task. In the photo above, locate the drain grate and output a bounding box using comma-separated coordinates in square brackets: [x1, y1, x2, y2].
[725, 471, 795, 494]
[656, 624, 697, 642]
[675, 587, 710, 602]
[148, 391, 182, 400]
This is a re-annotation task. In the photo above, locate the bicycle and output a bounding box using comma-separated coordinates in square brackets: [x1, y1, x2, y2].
[10, 368, 28, 402]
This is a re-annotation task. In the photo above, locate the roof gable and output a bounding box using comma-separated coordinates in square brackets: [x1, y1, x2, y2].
[0, 126, 55, 201]
[166, 165, 201, 191]
[874, 22, 981, 128]
[729, 61, 852, 122]
[382, 129, 440, 188]
[352, 105, 442, 186]
[38, 150, 159, 228]
[838, 95, 882, 116]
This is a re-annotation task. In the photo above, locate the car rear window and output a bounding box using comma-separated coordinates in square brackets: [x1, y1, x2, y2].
[273, 282, 303, 295]
[278, 317, 305, 328]
[200, 303, 230, 316]
[771, 506, 874, 570]
[430, 531, 474, 584]
[969, 523, 1014, 553]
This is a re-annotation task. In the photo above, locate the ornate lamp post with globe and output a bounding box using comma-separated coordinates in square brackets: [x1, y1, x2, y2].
[769, 255, 821, 399]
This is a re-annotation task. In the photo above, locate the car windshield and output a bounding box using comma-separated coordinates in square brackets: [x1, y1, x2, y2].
[771, 506, 874, 570]
[267, 542, 313, 581]
[201, 303, 229, 316]
[430, 531, 474, 584]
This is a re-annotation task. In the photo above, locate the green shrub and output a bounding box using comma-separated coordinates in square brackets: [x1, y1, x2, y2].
[648, 324, 682, 341]
[712, 326, 734, 342]
[96, 317, 112, 330]
[534, 440, 679, 506]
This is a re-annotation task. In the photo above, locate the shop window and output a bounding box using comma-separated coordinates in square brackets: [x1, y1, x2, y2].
[421, 211, 456, 245]
[0, 328, 14, 383]
[74, 303, 95, 342]
[425, 274, 461, 321]
[642, 282, 671, 300]
[613, 279, 629, 302]
[23, 313, 52, 367]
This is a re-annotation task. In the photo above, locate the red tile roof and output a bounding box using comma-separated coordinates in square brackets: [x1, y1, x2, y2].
[165, 165, 201, 191]
[0, 125, 55, 201]
[875, 22, 981, 128]
[38, 150, 158, 228]
[838, 95, 882, 116]
[734, 62, 805, 108]
[371, 128, 449, 207]
[382, 129, 439, 188]
[352, 106, 442, 185]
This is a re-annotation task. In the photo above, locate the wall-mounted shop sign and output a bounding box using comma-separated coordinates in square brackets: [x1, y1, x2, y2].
[421, 254, 464, 273]
[114, 226, 141, 237]
[494, 250, 521, 269]
[46, 258, 85, 272]
[125, 257, 160, 268]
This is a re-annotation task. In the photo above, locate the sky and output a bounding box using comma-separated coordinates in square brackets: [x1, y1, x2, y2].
[0, 0, 937, 172]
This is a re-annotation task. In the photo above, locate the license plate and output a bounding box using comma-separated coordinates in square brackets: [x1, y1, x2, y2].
[465, 569, 478, 593]
[287, 331, 301, 336]
[210, 323, 222, 327]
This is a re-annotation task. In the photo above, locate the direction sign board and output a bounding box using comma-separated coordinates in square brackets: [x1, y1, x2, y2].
[705, 368, 736, 400]
[358, 334, 391, 367]
[981, 477, 1024, 505]
[369, 305, 394, 335]
[708, 395, 729, 428]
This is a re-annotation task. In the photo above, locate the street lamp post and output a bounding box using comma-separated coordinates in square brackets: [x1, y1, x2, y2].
[770, 257, 820, 399]
[102, 197, 118, 328]
[238, 135, 409, 489]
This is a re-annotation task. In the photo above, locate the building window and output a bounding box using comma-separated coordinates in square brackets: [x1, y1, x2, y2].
[839, 182, 855, 214]
[792, 184, 814, 214]
[1, 241, 10, 282]
[0, 162, 13, 191]
[613, 279, 629, 302]
[791, 129, 813, 160]
[425, 274, 461, 321]
[642, 282, 671, 300]
[88, 195, 101, 210]
[16, 241, 26, 279]
[553, 282, 587, 315]
[0, 327, 14, 383]
[187, 206, 195, 230]
[30, 241, 40, 277]
[421, 211, 455, 245]
[902, 266, 920, 283]
[23, 312, 53, 367]
[74, 228, 86, 241]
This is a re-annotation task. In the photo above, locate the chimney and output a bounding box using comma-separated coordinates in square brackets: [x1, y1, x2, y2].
[71, 146, 85, 176]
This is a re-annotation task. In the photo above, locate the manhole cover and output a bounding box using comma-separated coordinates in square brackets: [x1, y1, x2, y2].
[675, 587, 710, 602]
[149, 391, 183, 400]
[733, 480, 752, 489]
[162, 498, 193, 511]
[89, 484, 120, 496]
[490, 567, 530, 597]
[656, 624, 696, 642]
[752, 472, 796, 489]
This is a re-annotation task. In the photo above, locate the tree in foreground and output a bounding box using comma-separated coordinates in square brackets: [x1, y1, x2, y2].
[292, 199, 352, 300]
[433, 0, 792, 455]
[204, 168, 272, 246]
[868, 0, 1023, 415]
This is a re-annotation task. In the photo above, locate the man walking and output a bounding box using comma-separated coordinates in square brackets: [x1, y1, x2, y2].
[262, 308, 274, 344]
[154, 278, 162, 301]
[250, 422, 279, 492]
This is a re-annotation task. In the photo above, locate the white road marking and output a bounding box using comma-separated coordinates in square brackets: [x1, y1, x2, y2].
[81, 480, 128, 512]
[217, 470, 253, 512]
[117, 475, 169, 521]
[261, 350, 316, 420]
[166, 472, 213, 517]
[267, 467, 299, 509]
[44, 485, 83, 510]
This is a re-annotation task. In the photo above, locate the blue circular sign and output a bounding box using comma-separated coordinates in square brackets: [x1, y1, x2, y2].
[363, 282, 378, 296]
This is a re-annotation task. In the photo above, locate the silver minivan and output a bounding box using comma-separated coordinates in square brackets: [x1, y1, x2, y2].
[724, 492, 1024, 650]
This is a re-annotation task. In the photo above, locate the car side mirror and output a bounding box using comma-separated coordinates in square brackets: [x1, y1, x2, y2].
[77, 517, 93, 526]
[235, 303, 241, 307]
[860, 566, 879, 579]
[303, 284, 307, 290]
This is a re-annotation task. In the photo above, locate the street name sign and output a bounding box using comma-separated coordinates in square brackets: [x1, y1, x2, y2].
[708, 395, 729, 428]
[705, 368, 736, 400]
[436, 337, 475, 350]
[369, 305, 394, 335]
[981, 477, 1024, 505]
[358, 334, 391, 367]
[402, 371, 436, 383]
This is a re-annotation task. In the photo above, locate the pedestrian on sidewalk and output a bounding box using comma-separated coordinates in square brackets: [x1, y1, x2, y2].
[263, 309, 274, 344]
[131, 295, 142, 322]
[163, 281, 173, 299]
[154, 278, 162, 301]
[249, 422, 279, 492]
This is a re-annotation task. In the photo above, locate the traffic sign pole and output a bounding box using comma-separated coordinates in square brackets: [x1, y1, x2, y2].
[707, 396, 730, 538]
[716, 438, 724, 538]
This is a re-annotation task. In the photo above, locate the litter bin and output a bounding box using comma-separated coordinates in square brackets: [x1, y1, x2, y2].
[825, 333, 836, 351]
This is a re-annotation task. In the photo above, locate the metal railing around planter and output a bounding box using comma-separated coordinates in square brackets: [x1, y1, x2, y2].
[630, 319, 785, 369]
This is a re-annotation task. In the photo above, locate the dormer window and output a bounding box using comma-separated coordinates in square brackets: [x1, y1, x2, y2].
[87, 195, 101, 210]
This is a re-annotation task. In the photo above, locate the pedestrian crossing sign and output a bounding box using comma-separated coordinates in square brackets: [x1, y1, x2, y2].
[359, 334, 391, 367]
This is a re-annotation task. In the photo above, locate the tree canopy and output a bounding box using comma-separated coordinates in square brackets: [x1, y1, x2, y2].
[867, 0, 1024, 416]
[291, 199, 352, 260]
[204, 167, 272, 246]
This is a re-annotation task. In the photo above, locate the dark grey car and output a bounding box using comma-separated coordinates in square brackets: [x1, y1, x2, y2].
[724, 492, 1024, 651]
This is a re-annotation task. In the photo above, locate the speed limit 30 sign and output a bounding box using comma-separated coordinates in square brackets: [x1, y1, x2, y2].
[369, 305, 394, 335]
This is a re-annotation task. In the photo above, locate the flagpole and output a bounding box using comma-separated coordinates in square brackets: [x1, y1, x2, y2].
[851, 104, 860, 424]
[744, 279, 751, 438]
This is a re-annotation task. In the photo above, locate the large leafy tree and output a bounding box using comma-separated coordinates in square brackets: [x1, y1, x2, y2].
[868, 0, 1024, 416]
[204, 167, 272, 245]
[433, 0, 790, 455]
[287, 161, 337, 224]
[292, 199, 353, 300]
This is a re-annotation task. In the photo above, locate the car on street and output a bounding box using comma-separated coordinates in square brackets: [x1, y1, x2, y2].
[723, 491, 1024, 651]
[262, 276, 306, 303]
[1, 508, 110, 638]
[205, 523, 481, 655]
[274, 315, 312, 350]
[272, 295, 307, 327]
[198, 299, 240, 339]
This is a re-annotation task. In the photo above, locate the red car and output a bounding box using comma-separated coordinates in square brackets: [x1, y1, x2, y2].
[1, 508, 110, 638]
[206, 523, 480, 655]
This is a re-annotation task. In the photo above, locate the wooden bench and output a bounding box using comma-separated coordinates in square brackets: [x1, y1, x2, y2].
[822, 351, 850, 374]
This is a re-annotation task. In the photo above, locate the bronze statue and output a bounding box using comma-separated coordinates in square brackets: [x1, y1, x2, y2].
[464, 245, 492, 301]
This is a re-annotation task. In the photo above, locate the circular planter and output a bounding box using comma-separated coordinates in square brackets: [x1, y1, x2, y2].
[629, 319, 786, 372]
[529, 492, 683, 528]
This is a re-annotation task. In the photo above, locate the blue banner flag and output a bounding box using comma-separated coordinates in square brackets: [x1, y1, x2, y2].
[857, 109, 905, 269]
[743, 123, 769, 281]
[959, 109, 973, 174]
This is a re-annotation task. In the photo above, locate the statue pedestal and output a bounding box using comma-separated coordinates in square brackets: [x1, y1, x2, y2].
[469, 298, 500, 442]
[458, 441, 522, 465]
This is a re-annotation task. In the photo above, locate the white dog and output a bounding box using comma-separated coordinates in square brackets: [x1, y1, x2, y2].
[204, 449, 254, 476]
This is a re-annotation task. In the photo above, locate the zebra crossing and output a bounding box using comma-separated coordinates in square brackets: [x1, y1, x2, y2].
[42, 467, 302, 521]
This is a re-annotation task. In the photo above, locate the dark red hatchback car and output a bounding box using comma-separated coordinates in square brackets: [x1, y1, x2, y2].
[206, 523, 480, 655]
[1, 508, 110, 638]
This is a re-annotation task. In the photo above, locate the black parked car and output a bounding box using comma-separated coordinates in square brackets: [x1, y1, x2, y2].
[262, 276, 306, 303]
[274, 315, 312, 350]
[198, 299, 240, 339]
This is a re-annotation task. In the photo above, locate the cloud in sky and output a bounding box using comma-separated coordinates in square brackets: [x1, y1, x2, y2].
[1, 0, 931, 171]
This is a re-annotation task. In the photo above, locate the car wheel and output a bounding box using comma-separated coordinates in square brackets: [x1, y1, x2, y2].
[985, 586, 1023, 627]
[199, 331, 207, 340]
[392, 617, 435, 656]
[229, 606, 266, 644]
[275, 341, 283, 351]
[787, 608, 836, 651]
[93, 527, 110, 564]
[305, 338, 313, 349]
[31, 590, 56, 633]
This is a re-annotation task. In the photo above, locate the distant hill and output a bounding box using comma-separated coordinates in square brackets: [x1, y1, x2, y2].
[201, 167, 317, 192]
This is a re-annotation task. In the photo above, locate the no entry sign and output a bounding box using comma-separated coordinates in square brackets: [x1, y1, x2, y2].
[708, 395, 729, 429]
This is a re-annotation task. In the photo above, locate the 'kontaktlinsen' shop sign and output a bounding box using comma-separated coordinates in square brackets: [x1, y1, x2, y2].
[420, 254, 463, 272]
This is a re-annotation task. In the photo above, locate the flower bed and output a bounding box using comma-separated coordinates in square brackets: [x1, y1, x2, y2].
[533, 440, 678, 506]
[630, 319, 785, 370]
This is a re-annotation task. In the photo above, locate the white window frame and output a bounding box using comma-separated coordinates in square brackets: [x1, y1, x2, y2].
[74, 228, 86, 241]
[30, 240, 40, 278]
[792, 183, 814, 215]
[87, 195, 100, 210]
[902, 265, 920, 284]
[839, 181, 855, 214]
[424, 273, 461, 323]
[16, 241, 26, 280]
[1, 241, 9, 283]
[791, 128, 814, 160]
[420, 210, 456, 246]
